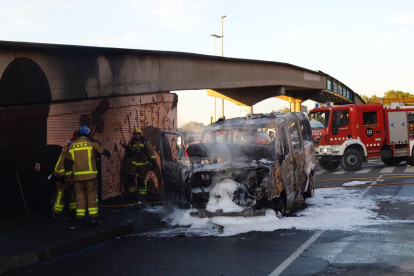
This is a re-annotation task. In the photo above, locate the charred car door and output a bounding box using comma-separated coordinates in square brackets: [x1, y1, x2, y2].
[288, 120, 305, 192]
[277, 123, 296, 202]
[160, 131, 190, 196]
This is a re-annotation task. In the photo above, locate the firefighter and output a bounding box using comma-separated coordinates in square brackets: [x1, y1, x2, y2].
[51, 133, 77, 219]
[67, 125, 112, 226]
[122, 127, 156, 200]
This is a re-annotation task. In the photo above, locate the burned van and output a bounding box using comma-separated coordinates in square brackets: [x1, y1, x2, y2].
[160, 113, 316, 216]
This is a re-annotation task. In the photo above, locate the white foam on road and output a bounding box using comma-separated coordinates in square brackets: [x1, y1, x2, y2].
[373, 195, 414, 203]
[141, 205, 165, 213]
[342, 180, 372, 186]
[144, 187, 412, 237]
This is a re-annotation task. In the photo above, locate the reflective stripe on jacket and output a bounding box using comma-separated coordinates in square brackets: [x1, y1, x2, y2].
[129, 138, 156, 166]
[54, 146, 73, 177]
[67, 136, 105, 181]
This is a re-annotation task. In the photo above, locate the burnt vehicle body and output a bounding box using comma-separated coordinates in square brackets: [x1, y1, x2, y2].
[160, 113, 316, 215]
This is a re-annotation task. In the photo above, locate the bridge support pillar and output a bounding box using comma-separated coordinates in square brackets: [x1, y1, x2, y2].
[277, 95, 303, 112]
[290, 99, 303, 112]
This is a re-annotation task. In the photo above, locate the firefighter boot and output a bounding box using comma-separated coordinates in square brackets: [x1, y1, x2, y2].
[137, 176, 147, 201]
[128, 173, 138, 202]
[128, 173, 136, 194]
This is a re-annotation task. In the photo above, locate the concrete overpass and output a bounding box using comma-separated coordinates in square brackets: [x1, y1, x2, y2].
[0, 40, 363, 110]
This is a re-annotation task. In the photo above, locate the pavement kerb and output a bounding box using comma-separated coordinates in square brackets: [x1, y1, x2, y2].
[0, 222, 135, 275]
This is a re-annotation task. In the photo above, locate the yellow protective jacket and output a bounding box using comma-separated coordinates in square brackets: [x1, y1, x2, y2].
[128, 138, 156, 166]
[53, 146, 73, 177]
[67, 136, 105, 181]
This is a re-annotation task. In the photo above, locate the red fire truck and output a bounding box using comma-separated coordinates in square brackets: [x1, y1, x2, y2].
[309, 102, 414, 171]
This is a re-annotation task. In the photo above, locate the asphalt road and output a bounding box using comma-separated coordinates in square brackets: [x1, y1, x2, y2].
[7, 159, 414, 276]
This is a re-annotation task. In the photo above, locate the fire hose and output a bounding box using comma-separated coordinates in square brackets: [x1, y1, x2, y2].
[99, 201, 165, 208]
[98, 189, 165, 208]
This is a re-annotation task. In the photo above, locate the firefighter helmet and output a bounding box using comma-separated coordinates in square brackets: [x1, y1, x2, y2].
[132, 127, 142, 135]
[78, 125, 91, 137]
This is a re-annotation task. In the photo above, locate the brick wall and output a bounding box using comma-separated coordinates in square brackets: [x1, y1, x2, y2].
[0, 92, 177, 219]
[46, 93, 177, 199]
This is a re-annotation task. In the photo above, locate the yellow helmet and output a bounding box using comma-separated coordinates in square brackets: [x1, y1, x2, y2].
[132, 127, 142, 135]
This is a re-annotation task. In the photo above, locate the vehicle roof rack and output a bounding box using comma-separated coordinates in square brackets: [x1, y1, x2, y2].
[247, 113, 277, 119]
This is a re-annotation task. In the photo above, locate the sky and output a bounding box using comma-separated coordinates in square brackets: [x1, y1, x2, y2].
[1, 0, 414, 126]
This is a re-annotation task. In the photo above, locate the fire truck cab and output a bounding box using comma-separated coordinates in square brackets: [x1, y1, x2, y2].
[309, 102, 414, 171]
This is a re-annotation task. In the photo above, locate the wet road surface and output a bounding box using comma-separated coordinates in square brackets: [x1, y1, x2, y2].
[6, 159, 414, 276]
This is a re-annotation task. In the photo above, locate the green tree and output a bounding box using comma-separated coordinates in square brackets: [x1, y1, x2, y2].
[381, 90, 414, 105]
[370, 94, 379, 103]
[360, 94, 369, 103]
[360, 91, 414, 105]
[383, 90, 412, 99]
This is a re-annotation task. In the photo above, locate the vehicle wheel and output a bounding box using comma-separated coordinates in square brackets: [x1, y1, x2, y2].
[340, 149, 363, 171]
[272, 195, 286, 216]
[318, 158, 340, 170]
[303, 173, 315, 200]
[382, 157, 403, 166]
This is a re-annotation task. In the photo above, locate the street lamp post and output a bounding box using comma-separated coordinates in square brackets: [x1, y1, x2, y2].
[221, 15, 226, 119]
[210, 34, 222, 121]
[221, 15, 226, 56]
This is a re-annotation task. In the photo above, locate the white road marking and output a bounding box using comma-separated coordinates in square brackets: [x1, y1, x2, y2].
[269, 174, 383, 276]
[404, 166, 414, 173]
[332, 170, 346, 174]
[356, 168, 374, 174]
[316, 169, 327, 175]
[379, 166, 396, 174]
[361, 175, 382, 196]
[269, 231, 324, 276]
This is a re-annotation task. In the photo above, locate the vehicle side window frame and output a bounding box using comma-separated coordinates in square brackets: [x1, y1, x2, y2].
[299, 119, 312, 142]
[333, 110, 350, 127]
[161, 131, 188, 164]
[288, 121, 303, 153]
[362, 111, 378, 126]
[280, 124, 290, 158]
